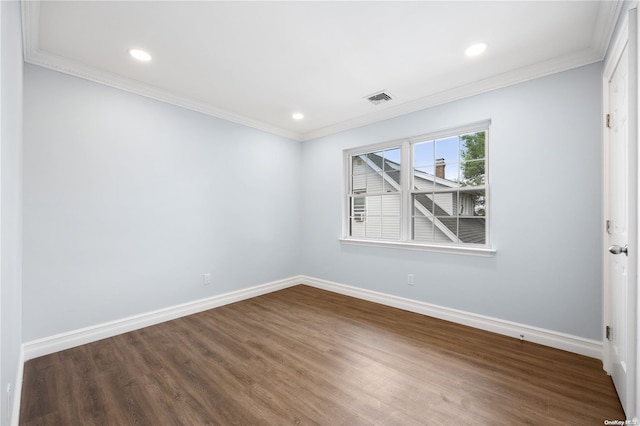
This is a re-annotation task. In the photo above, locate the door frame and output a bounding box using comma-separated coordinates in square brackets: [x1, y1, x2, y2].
[603, 7, 639, 420]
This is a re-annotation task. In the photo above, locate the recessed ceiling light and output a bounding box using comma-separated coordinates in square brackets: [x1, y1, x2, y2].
[465, 43, 487, 57]
[292, 112, 304, 120]
[129, 48, 152, 62]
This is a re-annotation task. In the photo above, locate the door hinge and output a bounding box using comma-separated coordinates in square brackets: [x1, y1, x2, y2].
[606, 113, 611, 128]
[606, 325, 612, 341]
[606, 219, 612, 234]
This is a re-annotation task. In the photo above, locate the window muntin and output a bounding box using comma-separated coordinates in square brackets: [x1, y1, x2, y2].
[345, 123, 489, 250]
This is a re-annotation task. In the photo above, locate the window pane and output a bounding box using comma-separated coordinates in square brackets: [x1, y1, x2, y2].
[414, 141, 434, 167]
[350, 224, 364, 237]
[435, 160, 459, 183]
[460, 160, 485, 186]
[459, 189, 486, 216]
[458, 217, 486, 244]
[350, 197, 366, 222]
[352, 155, 367, 175]
[366, 195, 381, 216]
[460, 132, 485, 162]
[384, 171, 400, 192]
[365, 173, 383, 193]
[435, 216, 458, 240]
[351, 194, 401, 218]
[381, 194, 401, 240]
[350, 218, 365, 237]
[382, 148, 401, 192]
[432, 190, 460, 243]
[432, 191, 457, 216]
[414, 167, 435, 190]
[367, 151, 385, 169]
[412, 194, 434, 242]
[382, 217, 400, 240]
[349, 194, 401, 240]
[381, 194, 401, 216]
[352, 173, 366, 193]
[435, 136, 458, 165]
[412, 214, 434, 242]
[349, 197, 366, 237]
[352, 148, 402, 195]
[384, 148, 401, 165]
[365, 216, 382, 239]
[413, 193, 433, 215]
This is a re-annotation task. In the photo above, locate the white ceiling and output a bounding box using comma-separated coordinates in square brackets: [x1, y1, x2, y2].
[22, 1, 621, 141]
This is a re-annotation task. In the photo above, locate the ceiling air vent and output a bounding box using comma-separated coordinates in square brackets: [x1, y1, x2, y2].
[365, 91, 392, 105]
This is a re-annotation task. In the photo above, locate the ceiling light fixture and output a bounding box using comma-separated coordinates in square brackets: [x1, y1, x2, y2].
[465, 43, 487, 57]
[129, 48, 152, 62]
[292, 112, 304, 120]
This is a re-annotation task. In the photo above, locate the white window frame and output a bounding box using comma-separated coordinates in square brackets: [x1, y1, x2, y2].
[341, 120, 495, 257]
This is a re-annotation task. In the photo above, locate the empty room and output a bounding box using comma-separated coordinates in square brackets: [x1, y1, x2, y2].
[2, 0, 639, 424]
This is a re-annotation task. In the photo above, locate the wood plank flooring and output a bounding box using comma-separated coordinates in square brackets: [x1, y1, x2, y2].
[20, 285, 624, 425]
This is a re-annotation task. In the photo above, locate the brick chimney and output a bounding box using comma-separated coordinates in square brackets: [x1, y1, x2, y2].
[435, 158, 446, 179]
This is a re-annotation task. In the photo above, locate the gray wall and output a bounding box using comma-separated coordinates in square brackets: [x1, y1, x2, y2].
[22, 59, 603, 344]
[22, 65, 302, 341]
[300, 63, 603, 340]
[1, 0, 23, 423]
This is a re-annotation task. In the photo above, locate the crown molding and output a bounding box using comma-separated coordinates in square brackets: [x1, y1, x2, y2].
[299, 47, 606, 141]
[22, 0, 622, 143]
[21, 1, 300, 141]
[593, 0, 624, 55]
[25, 49, 302, 141]
[20, 0, 38, 60]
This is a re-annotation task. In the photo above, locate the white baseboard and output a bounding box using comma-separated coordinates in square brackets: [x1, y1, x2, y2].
[14, 275, 606, 426]
[22, 276, 300, 361]
[22, 274, 603, 363]
[10, 346, 24, 426]
[298, 275, 603, 360]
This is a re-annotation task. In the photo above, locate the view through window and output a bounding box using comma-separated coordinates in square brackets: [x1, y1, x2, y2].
[346, 123, 488, 248]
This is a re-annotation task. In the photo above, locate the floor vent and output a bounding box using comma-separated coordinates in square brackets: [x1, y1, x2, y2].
[365, 91, 392, 105]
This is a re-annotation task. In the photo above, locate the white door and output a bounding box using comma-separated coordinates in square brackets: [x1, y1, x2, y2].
[604, 9, 638, 420]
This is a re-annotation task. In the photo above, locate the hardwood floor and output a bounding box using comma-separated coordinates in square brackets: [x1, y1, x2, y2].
[20, 285, 624, 425]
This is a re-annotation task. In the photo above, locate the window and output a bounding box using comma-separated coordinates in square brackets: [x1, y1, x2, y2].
[343, 121, 492, 254]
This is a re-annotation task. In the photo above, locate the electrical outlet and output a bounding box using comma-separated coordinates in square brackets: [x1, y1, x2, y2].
[407, 274, 414, 286]
[203, 273, 211, 285]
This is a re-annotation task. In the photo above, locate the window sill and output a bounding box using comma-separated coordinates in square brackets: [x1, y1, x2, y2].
[339, 238, 496, 257]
